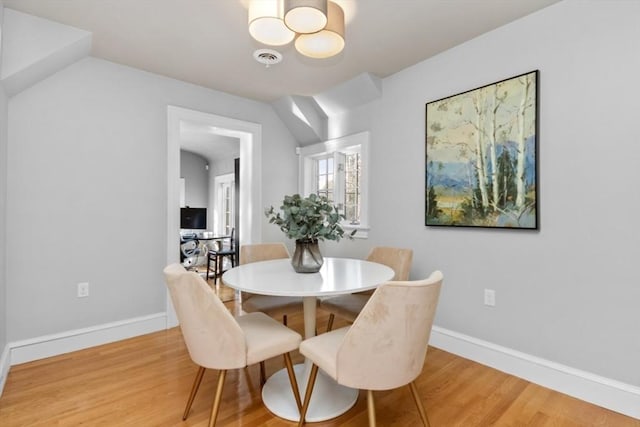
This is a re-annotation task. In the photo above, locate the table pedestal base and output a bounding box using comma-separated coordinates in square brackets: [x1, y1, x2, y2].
[262, 363, 358, 422]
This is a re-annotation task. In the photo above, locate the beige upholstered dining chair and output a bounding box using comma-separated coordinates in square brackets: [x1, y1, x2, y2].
[239, 243, 304, 327]
[163, 263, 302, 427]
[320, 246, 413, 330]
[297, 271, 443, 427]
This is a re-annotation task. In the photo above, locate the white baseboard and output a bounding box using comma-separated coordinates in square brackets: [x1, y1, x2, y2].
[430, 326, 640, 420]
[9, 312, 167, 365]
[0, 343, 10, 397]
[2, 317, 638, 420]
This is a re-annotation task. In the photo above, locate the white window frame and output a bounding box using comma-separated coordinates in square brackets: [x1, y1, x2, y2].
[298, 131, 369, 239]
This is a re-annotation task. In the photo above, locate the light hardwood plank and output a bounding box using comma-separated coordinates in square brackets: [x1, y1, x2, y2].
[0, 299, 637, 427]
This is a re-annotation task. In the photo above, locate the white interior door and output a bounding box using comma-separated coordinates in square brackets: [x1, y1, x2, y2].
[215, 173, 235, 236]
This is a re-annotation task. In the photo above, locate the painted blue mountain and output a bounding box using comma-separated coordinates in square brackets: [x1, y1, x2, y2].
[426, 136, 536, 190]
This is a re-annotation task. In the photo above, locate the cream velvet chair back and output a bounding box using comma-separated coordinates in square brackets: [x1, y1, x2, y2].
[336, 271, 443, 390]
[238, 243, 303, 329]
[240, 242, 289, 264]
[320, 246, 415, 330]
[165, 263, 303, 426]
[239, 243, 289, 303]
[164, 263, 246, 369]
[298, 270, 444, 426]
[366, 246, 413, 281]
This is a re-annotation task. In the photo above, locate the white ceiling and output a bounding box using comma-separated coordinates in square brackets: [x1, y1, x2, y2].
[180, 121, 240, 163]
[3, 0, 561, 103]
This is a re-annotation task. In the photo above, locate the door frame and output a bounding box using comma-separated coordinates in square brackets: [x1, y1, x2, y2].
[166, 106, 262, 327]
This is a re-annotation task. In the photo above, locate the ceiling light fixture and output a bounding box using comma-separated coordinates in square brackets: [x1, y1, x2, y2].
[248, 0, 295, 46]
[283, 0, 327, 34]
[294, 1, 344, 59]
[248, 0, 345, 60]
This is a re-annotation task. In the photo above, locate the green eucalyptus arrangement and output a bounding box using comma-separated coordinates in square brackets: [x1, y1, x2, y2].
[265, 193, 355, 242]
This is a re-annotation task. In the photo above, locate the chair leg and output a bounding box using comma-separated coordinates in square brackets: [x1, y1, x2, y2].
[367, 389, 376, 427]
[218, 255, 225, 284]
[283, 352, 302, 411]
[283, 314, 288, 326]
[260, 361, 266, 387]
[183, 366, 206, 420]
[297, 364, 319, 427]
[208, 369, 227, 427]
[326, 313, 335, 332]
[209, 253, 218, 284]
[215, 255, 221, 285]
[409, 381, 431, 427]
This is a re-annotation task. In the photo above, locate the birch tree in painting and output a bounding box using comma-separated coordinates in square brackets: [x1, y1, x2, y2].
[516, 74, 536, 210]
[425, 71, 538, 228]
[471, 91, 489, 211]
[488, 83, 508, 209]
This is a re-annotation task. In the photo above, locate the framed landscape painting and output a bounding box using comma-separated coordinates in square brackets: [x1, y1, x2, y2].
[425, 70, 538, 229]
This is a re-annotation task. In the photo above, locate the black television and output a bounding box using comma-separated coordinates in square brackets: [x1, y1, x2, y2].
[180, 207, 207, 230]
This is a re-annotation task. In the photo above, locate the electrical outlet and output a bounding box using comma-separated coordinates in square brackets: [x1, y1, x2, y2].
[77, 282, 89, 298]
[484, 289, 496, 307]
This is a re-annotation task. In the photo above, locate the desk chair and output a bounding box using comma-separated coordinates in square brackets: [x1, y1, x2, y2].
[180, 236, 206, 270]
[319, 246, 413, 331]
[163, 263, 302, 427]
[298, 271, 443, 427]
[206, 228, 236, 285]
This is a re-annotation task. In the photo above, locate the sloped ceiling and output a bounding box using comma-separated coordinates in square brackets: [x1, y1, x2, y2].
[1, 8, 91, 96]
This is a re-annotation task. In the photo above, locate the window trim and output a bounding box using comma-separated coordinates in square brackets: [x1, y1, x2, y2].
[298, 131, 370, 239]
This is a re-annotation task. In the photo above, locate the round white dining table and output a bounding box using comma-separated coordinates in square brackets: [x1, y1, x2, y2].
[222, 257, 395, 422]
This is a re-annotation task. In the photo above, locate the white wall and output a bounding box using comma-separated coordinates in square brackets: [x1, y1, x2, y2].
[0, 1, 9, 387]
[0, 87, 6, 352]
[325, 0, 640, 388]
[211, 157, 236, 177]
[6, 57, 298, 341]
[180, 150, 208, 209]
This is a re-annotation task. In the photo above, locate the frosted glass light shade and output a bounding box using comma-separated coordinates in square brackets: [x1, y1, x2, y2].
[249, 0, 295, 46]
[295, 1, 344, 58]
[284, 0, 327, 34]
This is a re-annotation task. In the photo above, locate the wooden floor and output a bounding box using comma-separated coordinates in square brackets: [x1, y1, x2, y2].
[192, 266, 236, 302]
[1, 295, 637, 427]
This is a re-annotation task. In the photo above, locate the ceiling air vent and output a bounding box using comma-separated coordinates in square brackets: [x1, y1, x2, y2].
[253, 49, 283, 67]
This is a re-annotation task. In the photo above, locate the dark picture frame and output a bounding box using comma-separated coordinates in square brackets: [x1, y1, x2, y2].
[425, 70, 539, 229]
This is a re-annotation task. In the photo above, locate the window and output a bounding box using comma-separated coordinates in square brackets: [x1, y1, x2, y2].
[299, 131, 369, 238]
[316, 156, 334, 201]
[343, 152, 361, 224]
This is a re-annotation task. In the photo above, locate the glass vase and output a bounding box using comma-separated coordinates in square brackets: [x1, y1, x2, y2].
[291, 239, 323, 273]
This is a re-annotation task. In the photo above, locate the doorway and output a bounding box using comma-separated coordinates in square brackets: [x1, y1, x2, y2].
[166, 106, 262, 327]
